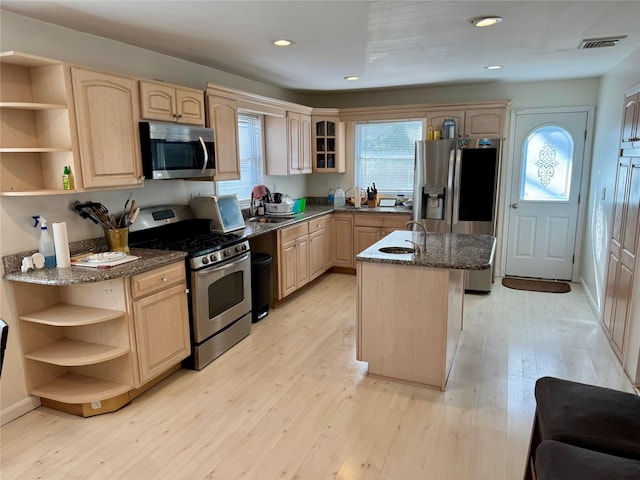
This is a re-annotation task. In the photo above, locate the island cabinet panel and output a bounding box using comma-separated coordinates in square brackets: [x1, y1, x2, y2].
[71, 67, 144, 189]
[357, 262, 463, 390]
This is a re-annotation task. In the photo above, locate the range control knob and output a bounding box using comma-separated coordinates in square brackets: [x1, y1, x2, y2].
[236, 244, 245, 253]
[201, 257, 209, 265]
[223, 249, 231, 257]
[210, 254, 217, 262]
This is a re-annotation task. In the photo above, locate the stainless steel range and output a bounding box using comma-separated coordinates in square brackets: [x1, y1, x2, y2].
[129, 205, 251, 370]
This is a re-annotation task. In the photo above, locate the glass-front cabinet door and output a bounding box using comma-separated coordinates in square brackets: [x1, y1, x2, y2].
[311, 114, 345, 173]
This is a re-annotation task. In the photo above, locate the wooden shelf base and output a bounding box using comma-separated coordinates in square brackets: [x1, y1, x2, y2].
[30, 372, 131, 405]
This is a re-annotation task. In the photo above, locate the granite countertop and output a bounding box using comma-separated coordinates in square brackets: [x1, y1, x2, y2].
[355, 230, 495, 270]
[3, 247, 188, 286]
[242, 204, 412, 237]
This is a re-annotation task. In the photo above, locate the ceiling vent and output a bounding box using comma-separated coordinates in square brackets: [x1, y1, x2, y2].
[578, 36, 627, 49]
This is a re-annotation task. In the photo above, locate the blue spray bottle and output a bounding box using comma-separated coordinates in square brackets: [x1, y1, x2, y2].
[33, 215, 56, 268]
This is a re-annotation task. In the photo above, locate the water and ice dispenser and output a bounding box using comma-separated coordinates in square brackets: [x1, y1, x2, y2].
[422, 186, 445, 220]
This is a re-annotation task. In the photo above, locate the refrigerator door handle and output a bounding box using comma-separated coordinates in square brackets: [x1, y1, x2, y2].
[447, 148, 456, 227]
[451, 148, 462, 225]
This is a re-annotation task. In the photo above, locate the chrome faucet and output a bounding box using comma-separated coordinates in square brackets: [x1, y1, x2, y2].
[406, 221, 428, 253]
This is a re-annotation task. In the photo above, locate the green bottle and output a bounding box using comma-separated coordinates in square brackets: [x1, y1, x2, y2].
[62, 166, 74, 190]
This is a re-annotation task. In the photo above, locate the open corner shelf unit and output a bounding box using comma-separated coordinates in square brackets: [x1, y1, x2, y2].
[0, 51, 80, 196]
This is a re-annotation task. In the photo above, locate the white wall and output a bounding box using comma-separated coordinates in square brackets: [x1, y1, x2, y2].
[579, 50, 640, 382]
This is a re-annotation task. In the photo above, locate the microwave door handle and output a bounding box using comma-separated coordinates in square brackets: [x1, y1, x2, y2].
[198, 136, 208, 175]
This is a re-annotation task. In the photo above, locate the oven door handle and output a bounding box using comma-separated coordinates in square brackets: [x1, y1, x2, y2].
[194, 253, 250, 277]
[198, 136, 209, 175]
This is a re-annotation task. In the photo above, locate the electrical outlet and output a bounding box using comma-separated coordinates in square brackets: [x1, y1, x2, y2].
[91, 401, 102, 410]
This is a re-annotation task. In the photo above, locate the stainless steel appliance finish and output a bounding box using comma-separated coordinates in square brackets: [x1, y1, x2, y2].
[139, 121, 215, 180]
[412, 138, 502, 292]
[129, 205, 251, 370]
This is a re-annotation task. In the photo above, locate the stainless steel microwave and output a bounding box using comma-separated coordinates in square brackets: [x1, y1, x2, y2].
[140, 121, 215, 179]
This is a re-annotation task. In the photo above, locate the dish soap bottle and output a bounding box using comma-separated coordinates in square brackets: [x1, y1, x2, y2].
[33, 215, 56, 268]
[328, 186, 334, 204]
[62, 165, 74, 190]
[334, 186, 346, 207]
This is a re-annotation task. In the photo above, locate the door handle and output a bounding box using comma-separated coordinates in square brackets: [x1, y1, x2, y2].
[511, 203, 519, 209]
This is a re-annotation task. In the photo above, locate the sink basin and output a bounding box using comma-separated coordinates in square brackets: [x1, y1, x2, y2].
[378, 246, 415, 254]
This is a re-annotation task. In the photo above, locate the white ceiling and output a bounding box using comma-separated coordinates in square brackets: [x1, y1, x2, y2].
[2, 1, 640, 92]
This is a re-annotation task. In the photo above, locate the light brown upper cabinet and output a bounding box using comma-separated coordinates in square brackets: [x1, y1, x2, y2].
[621, 92, 640, 147]
[140, 79, 205, 126]
[312, 111, 346, 173]
[265, 111, 312, 175]
[206, 94, 240, 181]
[0, 52, 81, 195]
[71, 67, 144, 189]
[426, 108, 505, 139]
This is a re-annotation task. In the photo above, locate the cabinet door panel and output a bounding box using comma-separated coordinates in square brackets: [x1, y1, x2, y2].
[354, 226, 382, 255]
[426, 111, 464, 138]
[140, 81, 175, 122]
[621, 93, 639, 144]
[611, 264, 634, 358]
[325, 216, 335, 268]
[279, 240, 298, 298]
[333, 214, 354, 268]
[300, 113, 312, 173]
[133, 283, 189, 384]
[296, 236, 310, 288]
[465, 109, 504, 138]
[288, 112, 301, 172]
[72, 68, 142, 188]
[207, 95, 240, 181]
[309, 229, 326, 280]
[176, 88, 205, 125]
[621, 160, 640, 267]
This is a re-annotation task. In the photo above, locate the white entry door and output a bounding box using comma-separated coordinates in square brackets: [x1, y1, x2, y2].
[505, 111, 589, 280]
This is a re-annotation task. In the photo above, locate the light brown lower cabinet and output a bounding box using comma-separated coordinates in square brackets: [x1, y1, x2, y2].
[130, 263, 190, 385]
[332, 213, 354, 269]
[353, 213, 411, 254]
[11, 261, 189, 417]
[277, 215, 329, 299]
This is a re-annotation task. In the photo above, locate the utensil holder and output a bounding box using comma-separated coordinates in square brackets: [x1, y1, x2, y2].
[104, 227, 129, 253]
[367, 196, 378, 207]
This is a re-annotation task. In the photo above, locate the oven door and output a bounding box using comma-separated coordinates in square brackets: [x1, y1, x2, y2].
[191, 253, 251, 344]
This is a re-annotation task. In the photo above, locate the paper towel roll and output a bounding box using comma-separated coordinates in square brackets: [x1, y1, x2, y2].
[53, 222, 71, 268]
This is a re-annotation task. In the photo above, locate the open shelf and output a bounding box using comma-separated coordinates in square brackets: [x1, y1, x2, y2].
[20, 304, 125, 327]
[30, 372, 131, 404]
[0, 102, 67, 110]
[25, 339, 129, 366]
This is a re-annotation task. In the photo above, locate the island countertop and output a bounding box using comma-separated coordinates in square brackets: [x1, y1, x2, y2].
[355, 230, 495, 270]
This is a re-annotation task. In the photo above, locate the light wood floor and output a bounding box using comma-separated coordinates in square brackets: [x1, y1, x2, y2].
[1, 273, 634, 480]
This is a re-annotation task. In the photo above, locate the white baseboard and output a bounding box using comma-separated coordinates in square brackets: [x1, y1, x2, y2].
[1, 396, 40, 426]
[579, 276, 601, 319]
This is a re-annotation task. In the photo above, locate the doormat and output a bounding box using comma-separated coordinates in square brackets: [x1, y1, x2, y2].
[502, 277, 571, 293]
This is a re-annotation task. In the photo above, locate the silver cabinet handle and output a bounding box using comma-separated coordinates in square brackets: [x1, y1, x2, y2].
[512, 203, 519, 209]
[162, 276, 168, 282]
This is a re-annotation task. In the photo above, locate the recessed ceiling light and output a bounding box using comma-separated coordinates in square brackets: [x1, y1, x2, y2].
[471, 16, 503, 27]
[344, 75, 359, 81]
[272, 39, 294, 47]
[485, 65, 503, 70]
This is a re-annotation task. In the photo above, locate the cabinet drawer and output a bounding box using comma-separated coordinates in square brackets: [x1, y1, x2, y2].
[307, 216, 326, 234]
[354, 214, 411, 229]
[279, 222, 309, 243]
[131, 262, 186, 299]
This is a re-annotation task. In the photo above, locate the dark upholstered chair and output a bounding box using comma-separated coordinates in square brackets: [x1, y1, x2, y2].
[535, 440, 640, 480]
[0, 318, 7, 378]
[525, 376, 640, 479]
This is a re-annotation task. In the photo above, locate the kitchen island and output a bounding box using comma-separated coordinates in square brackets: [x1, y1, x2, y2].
[355, 230, 495, 390]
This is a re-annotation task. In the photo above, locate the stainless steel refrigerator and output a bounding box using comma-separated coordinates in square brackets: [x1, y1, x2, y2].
[412, 138, 502, 292]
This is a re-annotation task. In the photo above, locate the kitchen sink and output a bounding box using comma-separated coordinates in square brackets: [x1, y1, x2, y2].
[378, 246, 415, 254]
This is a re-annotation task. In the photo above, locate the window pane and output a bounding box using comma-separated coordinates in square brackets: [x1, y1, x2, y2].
[217, 113, 264, 201]
[355, 120, 422, 192]
[520, 126, 573, 202]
